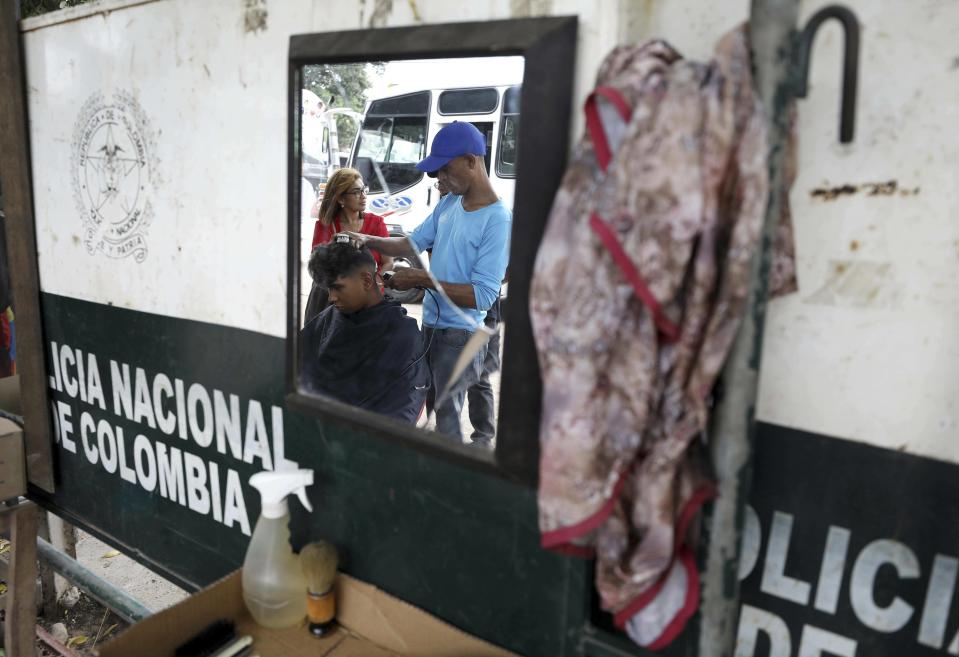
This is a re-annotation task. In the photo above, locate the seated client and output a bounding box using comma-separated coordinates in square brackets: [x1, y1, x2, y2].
[299, 239, 428, 423]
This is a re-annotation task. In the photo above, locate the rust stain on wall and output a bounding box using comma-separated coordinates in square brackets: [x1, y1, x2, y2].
[810, 180, 920, 201]
[406, 0, 422, 23]
[811, 184, 858, 200]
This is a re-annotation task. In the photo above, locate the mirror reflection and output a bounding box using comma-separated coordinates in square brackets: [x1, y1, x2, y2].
[297, 56, 524, 448]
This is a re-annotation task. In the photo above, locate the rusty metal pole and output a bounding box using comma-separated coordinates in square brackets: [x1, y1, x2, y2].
[696, 1, 799, 655]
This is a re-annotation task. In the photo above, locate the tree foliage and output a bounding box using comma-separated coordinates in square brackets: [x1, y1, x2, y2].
[19, 0, 90, 18]
[303, 63, 383, 150]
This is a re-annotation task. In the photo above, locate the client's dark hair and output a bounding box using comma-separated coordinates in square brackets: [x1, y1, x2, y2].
[308, 242, 376, 287]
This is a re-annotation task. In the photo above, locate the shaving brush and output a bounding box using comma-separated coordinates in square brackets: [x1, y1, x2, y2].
[300, 541, 339, 637]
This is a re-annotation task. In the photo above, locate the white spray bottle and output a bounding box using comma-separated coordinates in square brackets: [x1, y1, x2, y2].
[242, 469, 314, 628]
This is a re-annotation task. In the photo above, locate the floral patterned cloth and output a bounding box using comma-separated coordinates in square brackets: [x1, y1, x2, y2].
[530, 25, 796, 648]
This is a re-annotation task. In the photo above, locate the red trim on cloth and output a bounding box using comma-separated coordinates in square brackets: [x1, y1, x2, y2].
[612, 548, 699, 634]
[612, 555, 674, 627]
[589, 214, 680, 342]
[611, 486, 714, 632]
[584, 86, 632, 171]
[645, 549, 701, 651]
[541, 469, 628, 551]
[548, 543, 596, 559]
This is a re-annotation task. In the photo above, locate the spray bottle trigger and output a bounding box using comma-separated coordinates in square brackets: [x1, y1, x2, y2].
[296, 487, 313, 513]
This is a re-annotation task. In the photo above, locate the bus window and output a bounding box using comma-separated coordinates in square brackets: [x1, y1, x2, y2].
[472, 122, 493, 174]
[353, 91, 430, 194]
[497, 86, 521, 178]
[438, 88, 499, 115]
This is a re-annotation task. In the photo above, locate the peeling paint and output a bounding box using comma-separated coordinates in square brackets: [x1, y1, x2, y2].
[242, 0, 267, 34]
[807, 261, 900, 308]
[368, 0, 392, 28]
[509, 0, 553, 17]
[810, 180, 920, 200]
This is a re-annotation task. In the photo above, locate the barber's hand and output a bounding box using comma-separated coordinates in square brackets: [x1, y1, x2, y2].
[385, 268, 424, 291]
[344, 231, 371, 245]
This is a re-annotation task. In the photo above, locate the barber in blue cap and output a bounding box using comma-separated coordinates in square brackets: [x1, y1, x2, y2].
[349, 121, 511, 445]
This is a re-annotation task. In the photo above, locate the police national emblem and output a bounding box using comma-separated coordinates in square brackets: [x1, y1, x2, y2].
[71, 91, 157, 263]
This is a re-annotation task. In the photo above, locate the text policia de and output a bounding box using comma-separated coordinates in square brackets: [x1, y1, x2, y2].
[738, 506, 959, 657]
[47, 341, 297, 536]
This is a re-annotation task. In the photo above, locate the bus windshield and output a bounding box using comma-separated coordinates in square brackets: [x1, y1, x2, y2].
[353, 91, 429, 194]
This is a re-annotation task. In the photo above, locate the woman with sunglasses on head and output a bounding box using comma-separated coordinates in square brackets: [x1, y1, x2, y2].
[312, 168, 393, 274]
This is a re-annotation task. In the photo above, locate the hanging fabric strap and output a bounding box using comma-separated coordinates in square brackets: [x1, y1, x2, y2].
[583, 87, 680, 342]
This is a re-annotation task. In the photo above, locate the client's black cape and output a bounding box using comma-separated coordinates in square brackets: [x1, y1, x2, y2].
[298, 300, 428, 423]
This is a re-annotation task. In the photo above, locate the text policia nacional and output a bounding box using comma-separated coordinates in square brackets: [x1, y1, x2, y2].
[47, 341, 298, 536]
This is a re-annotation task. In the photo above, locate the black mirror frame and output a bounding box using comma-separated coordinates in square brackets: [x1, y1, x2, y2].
[286, 16, 578, 486]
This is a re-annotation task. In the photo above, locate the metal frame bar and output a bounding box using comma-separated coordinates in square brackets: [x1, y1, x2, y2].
[697, 3, 859, 656]
[37, 536, 153, 623]
[696, 2, 800, 654]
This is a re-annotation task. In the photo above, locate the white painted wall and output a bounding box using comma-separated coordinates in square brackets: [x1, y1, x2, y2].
[27, 1, 955, 462]
[21, 0, 749, 336]
[756, 0, 959, 464]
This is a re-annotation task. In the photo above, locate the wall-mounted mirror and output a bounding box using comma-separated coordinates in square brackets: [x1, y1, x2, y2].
[287, 18, 577, 484]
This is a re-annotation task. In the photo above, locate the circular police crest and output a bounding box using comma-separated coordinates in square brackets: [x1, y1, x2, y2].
[71, 91, 157, 263]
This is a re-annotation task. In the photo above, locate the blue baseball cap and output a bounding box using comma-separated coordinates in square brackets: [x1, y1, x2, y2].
[415, 121, 486, 173]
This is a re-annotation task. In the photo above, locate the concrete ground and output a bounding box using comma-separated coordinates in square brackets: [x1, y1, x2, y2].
[74, 530, 187, 612]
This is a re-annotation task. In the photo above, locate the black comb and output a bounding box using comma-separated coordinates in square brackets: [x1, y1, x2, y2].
[174, 619, 236, 657]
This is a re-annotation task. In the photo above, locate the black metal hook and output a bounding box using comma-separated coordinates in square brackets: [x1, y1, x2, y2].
[795, 4, 860, 143]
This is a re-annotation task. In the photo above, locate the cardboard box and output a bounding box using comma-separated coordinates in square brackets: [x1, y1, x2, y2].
[0, 374, 21, 415]
[96, 569, 519, 657]
[0, 417, 25, 500]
